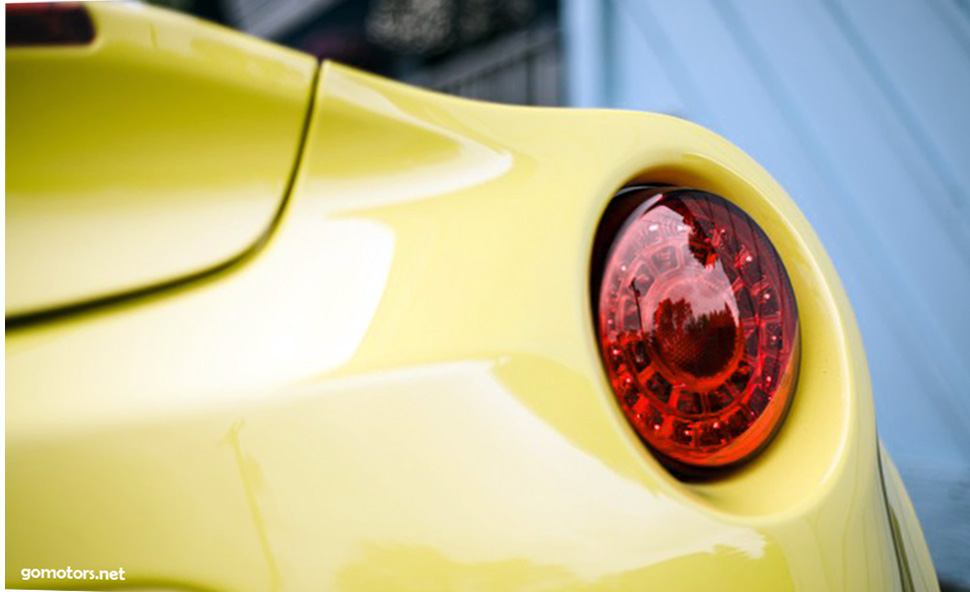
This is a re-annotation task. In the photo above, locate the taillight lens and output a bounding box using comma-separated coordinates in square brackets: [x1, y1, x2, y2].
[594, 187, 799, 472]
[6, 2, 95, 48]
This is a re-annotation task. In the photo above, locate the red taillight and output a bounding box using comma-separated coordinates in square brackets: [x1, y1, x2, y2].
[6, 2, 95, 48]
[594, 186, 800, 473]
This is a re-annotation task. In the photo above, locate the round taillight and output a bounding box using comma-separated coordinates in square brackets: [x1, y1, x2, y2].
[594, 186, 800, 472]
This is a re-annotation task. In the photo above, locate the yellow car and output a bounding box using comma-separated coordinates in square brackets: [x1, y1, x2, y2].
[5, 2, 939, 591]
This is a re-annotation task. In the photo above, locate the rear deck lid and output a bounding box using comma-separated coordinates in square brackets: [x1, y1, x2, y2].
[5, 2, 317, 320]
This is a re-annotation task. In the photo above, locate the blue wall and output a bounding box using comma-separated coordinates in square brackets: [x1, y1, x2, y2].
[562, 0, 970, 586]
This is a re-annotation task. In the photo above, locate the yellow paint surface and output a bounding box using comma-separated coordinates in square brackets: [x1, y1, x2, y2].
[5, 5, 938, 590]
[5, 2, 316, 317]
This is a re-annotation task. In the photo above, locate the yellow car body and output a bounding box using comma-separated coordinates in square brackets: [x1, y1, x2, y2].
[5, 3, 938, 591]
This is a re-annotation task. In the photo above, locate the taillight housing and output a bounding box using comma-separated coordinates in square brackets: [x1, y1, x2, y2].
[593, 186, 800, 474]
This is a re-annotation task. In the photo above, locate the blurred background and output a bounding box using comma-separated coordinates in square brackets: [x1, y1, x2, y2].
[152, 0, 969, 588]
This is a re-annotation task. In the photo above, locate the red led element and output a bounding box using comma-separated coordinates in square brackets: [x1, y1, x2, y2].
[6, 3, 95, 48]
[596, 188, 799, 470]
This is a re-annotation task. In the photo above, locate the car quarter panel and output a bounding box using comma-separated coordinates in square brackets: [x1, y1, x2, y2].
[5, 55, 931, 590]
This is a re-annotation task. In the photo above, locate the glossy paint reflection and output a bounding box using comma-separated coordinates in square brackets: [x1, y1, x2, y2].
[5, 2, 316, 317]
[302, 76, 514, 212]
[8, 359, 789, 590]
[4, 12, 930, 588]
[5, 214, 394, 441]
